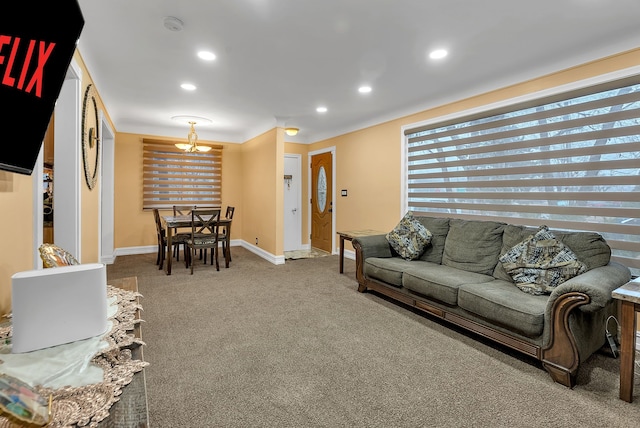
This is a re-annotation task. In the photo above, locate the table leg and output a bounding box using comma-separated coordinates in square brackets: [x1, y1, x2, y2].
[619, 300, 637, 402]
[224, 223, 231, 268]
[339, 236, 345, 273]
[166, 226, 173, 275]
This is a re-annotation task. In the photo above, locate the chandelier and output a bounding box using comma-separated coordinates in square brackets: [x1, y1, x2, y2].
[175, 121, 211, 152]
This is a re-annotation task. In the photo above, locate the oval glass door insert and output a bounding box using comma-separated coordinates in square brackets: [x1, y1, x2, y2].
[317, 166, 327, 212]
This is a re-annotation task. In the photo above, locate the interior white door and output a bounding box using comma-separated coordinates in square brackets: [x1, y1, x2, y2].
[284, 154, 302, 251]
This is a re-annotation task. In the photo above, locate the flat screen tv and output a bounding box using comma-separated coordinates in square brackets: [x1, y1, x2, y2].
[0, 1, 84, 175]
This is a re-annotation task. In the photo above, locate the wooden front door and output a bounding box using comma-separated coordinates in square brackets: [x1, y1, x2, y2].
[311, 152, 332, 253]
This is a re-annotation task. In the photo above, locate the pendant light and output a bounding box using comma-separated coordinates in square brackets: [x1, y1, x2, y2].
[175, 121, 211, 152]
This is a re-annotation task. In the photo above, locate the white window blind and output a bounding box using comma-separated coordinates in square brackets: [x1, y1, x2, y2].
[142, 139, 223, 209]
[405, 76, 640, 275]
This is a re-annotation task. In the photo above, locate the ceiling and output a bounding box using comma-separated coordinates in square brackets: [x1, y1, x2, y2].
[76, 0, 640, 144]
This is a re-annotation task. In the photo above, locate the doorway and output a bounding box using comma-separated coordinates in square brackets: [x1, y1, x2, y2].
[310, 150, 334, 253]
[283, 154, 302, 251]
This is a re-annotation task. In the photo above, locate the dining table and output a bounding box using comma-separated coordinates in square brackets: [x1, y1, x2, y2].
[161, 214, 232, 275]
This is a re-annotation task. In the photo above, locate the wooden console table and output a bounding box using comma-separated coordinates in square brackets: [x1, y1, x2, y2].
[100, 276, 149, 427]
[0, 276, 148, 427]
[337, 230, 384, 274]
[612, 277, 640, 403]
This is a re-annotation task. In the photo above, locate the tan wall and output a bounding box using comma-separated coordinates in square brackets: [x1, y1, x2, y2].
[239, 129, 280, 254]
[76, 52, 112, 264]
[0, 50, 112, 314]
[113, 133, 244, 251]
[0, 47, 638, 319]
[0, 173, 34, 314]
[312, 48, 640, 253]
[81, 167, 100, 263]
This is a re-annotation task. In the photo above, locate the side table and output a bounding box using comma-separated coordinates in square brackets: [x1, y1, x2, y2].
[612, 277, 640, 403]
[337, 230, 384, 274]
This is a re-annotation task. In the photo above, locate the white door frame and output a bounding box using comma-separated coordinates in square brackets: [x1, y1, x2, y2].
[53, 59, 83, 262]
[307, 146, 336, 254]
[33, 59, 82, 265]
[100, 117, 115, 264]
[284, 154, 302, 251]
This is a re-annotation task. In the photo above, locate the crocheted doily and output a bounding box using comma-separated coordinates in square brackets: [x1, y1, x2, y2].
[0, 285, 148, 427]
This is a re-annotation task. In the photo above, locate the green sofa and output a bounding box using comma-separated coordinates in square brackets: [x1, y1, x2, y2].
[352, 216, 631, 387]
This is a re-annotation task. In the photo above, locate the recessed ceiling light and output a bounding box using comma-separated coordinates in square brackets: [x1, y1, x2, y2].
[197, 51, 216, 61]
[180, 83, 196, 91]
[358, 86, 372, 94]
[316, 106, 328, 113]
[429, 49, 448, 60]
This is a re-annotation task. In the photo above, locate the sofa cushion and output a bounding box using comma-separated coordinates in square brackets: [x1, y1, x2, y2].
[364, 257, 416, 287]
[498, 225, 588, 295]
[415, 216, 450, 264]
[386, 212, 433, 260]
[493, 224, 611, 281]
[441, 219, 506, 275]
[403, 264, 493, 305]
[554, 230, 611, 270]
[458, 280, 547, 338]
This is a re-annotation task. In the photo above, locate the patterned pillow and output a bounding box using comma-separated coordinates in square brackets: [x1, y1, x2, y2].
[386, 212, 433, 260]
[498, 225, 587, 295]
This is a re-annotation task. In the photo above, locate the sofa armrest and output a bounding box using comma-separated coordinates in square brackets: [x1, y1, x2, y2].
[352, 235, 391, 291]
[548, 261, 632, 312]
[352, 235, 392, 260]
[541, 262, 631, 386]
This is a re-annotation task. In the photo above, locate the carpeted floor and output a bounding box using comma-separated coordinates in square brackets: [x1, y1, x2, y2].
[107, 247, 640, 427]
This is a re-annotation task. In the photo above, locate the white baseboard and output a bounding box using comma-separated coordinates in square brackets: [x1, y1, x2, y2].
[114, 239, 284, 265]
[239, 241, 285, 265]
[637, 332, 640, 351]
[100, 254, 117, 264]
[343, 249, 356, 261]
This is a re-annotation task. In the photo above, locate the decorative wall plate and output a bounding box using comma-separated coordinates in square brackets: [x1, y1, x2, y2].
[81, 83, 101, 190]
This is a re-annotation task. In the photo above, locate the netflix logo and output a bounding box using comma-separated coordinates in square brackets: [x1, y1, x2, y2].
[0, 35, 56, 98]
[0, 0, 84, 174]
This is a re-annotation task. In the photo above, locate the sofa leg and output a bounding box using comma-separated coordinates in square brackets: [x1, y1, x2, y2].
[542, 361, 577, 388]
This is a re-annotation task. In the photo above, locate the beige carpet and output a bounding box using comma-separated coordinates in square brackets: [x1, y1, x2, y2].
[107, 247, 640, 427]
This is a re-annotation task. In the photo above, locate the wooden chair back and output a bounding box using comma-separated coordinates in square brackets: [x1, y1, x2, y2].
[173, 205, 196, 216]
[191, 208, 221, 238]
[186, 208, 222, 273]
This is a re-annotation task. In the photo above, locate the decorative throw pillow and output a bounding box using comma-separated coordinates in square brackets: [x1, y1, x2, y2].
[498, 225, 587, 295]
[386, 212, 433, 260]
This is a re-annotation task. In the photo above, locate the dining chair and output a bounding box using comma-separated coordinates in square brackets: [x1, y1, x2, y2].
[184, 208, 221, 274]
[153, 208, 189, 270]
[203, 205, 234, 264]
[220, 206, 235, 262]
[172, 205, 196, 260]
